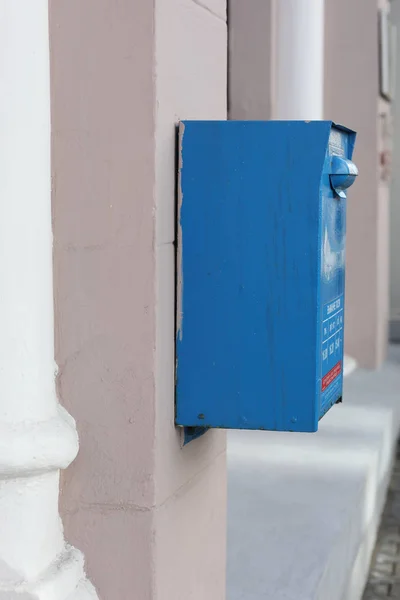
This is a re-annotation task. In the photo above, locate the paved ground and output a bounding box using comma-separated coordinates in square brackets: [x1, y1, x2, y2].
[363, 442, 400, 599]
[228, 345, 400, 600]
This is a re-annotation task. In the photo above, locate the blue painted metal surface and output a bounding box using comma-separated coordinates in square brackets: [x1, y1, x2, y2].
[176, 121, 357, 433]
[330, 156, 358, 198]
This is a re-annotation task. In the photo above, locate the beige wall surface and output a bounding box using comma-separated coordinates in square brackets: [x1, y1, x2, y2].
[154, 0, 227, 597]
[50, 1, 227, 598]
[228, 0, 274, 120]
[325, 0, 389, 368]
[390, 0, 400, 339]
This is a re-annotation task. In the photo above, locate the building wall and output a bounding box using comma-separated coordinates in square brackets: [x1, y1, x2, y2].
[228, 0, 274, 120]
[153, 1, 227, 597]
[325, 0, 390, 368]
[390, 0, 400, 341]
[50, 1, 227, 598]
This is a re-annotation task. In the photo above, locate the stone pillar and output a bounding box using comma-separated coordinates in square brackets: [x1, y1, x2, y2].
[50, 1, 227, 598]
[0, 2, 96, 598]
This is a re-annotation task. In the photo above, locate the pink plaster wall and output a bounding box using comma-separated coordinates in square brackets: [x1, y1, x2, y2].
[325, 0, 389, 368]
[50, 1, 227, 598]
[50, 1, 157, 596]
[228, 0, 274, 120]
[154, 2, 227, 597]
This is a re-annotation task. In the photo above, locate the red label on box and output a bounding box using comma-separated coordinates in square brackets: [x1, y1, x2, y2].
[321, 361, 342, 391]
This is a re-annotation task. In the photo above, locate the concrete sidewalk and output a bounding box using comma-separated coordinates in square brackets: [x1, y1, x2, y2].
[227, 346, 400, 600]
[363, 440, 400, 598]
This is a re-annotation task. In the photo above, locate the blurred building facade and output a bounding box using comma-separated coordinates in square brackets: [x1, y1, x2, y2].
[391, 0, 400, 342]
[230, 0, 393, 369]
[0, 1, 397, 600]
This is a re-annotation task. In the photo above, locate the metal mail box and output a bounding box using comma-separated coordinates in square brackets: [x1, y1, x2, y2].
[176, 121, 357, 434]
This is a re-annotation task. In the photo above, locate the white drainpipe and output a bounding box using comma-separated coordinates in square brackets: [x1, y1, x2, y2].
[0, 2, 97, 598]
[274, 0, 356, 377]
[274, 0, 325, 121]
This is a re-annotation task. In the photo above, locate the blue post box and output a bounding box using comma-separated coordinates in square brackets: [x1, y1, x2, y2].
[176, 121, 357, 435]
